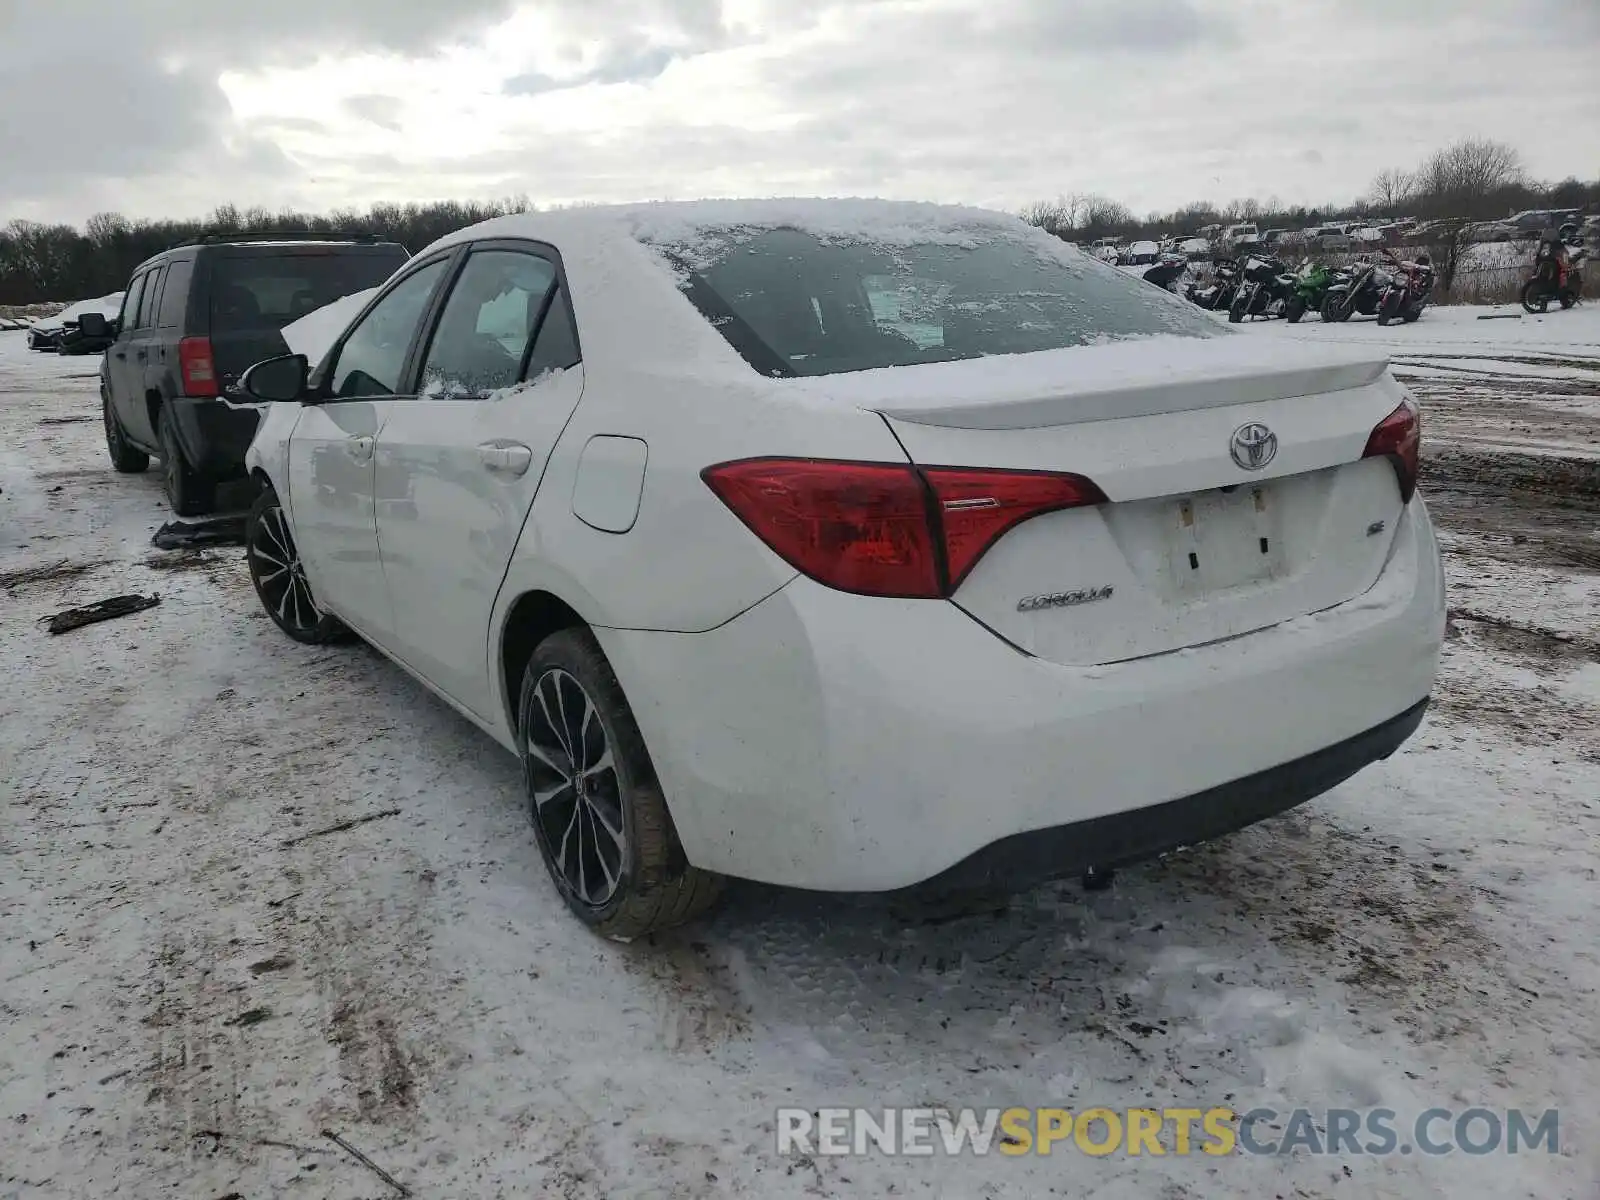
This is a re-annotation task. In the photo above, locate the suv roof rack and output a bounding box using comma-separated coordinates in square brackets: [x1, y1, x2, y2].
[165, 229, 388, 250]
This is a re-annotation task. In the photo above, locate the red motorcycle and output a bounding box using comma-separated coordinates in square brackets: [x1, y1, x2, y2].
[1375, 250, 1435, 326]
[1521, 245, 1586, 313]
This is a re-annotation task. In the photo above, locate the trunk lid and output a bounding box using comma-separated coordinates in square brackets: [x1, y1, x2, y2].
[807, 335, 1411, 665]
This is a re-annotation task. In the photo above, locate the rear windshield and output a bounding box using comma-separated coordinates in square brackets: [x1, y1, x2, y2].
[649, 227, 1223, 378]
[209, 250, 407, 331]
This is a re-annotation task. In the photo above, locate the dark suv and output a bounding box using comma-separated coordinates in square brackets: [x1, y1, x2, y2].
[91, 233, 409, 515]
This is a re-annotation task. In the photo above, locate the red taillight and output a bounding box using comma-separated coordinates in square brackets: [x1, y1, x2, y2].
[1363, 399, 1420, 502]
[178, 337, 218, 398]
[702, 459, 942, 598]
[923, 466, 1107, 589]
[702, 458, 1105, 598]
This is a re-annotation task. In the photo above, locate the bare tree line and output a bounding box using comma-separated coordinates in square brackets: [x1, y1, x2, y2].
[1021, 138, 1597, 245]
[0, 197, 536, 306]
[1, 138, 1594, 305]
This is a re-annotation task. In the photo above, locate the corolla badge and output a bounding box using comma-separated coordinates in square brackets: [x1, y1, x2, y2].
[1017, 586, 1114, 613]
[1229, 422, 1278, 471]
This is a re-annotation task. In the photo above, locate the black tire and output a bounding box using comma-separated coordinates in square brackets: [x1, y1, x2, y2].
[246, 486, 352, 645]
[1285, 295, 1306, 324]
[1559, 291, 1577, 310]
[1321, 291, 1352, 323]
[1227, 290, 1248, 323]
[520, 628, 723, 938]
[1520, 279, 1550, 315]
[102, 388, 149, 473]
[157, 405, 216, 517]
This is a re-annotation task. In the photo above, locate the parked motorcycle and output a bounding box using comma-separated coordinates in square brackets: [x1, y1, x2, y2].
[1521, 246, 1586, 313]
[1186, 259, 1240, 311]
[1285, 262, 1337, 323]
[1321, 258, 1386, 323]
[1142, 252, 1189, 293]
[1375, 252, 1435, 325]
[1228, 255, 1295, 322]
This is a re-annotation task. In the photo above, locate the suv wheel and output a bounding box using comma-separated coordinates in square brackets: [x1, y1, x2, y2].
[519, 629, 723, 938]
[246, 486, 351, 644]
[102, 389, 149, 473]
[157, 405, 215, 517]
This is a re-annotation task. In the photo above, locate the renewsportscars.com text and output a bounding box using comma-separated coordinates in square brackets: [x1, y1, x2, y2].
[776, 1106, 1559, 1158]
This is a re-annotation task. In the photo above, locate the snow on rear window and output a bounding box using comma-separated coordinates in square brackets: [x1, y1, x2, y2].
[634, 207, 1223, 378]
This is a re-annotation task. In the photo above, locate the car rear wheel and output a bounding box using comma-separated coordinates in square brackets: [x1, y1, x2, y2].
[157, 406, 216, 517]
[520, 628, 723, 938]
[102, 389, 149, 473]
[246, 486, 351, 645]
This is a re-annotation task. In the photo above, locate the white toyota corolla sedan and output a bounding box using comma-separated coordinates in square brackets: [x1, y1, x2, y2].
[239, 199, 1445, 937]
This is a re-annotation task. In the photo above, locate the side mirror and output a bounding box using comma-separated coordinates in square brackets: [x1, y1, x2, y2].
[241, 353, 310, 403]
[77, 311, 109, 338]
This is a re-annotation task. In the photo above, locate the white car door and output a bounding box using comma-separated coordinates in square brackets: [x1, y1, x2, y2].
[371, 241, 585, 718]
[289, 256, 452, 638]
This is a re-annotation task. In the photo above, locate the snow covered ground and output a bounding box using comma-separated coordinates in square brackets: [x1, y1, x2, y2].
[2, 315, 1597, 1199]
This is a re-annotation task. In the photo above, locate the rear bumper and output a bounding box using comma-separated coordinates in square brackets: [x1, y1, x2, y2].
[169, 396, 260, 476]
[919, 698, 1428, 893]
[599, 498, 1446, 891]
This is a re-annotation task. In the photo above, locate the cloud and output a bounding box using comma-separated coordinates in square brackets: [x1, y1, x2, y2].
[0, 0, 520, 216]
[1, 0, 1592, 225]
[346, 95, 407, 132]
[504, 40, 682, 96]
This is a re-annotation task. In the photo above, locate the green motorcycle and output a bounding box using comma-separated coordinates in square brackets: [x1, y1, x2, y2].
[1285, 262, 1337, 324]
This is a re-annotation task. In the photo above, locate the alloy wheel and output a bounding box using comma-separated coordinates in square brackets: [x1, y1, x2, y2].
[526, 668, 625, 908]
[249, 504, 322, 634]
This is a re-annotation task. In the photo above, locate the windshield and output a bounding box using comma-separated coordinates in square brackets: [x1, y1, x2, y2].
[210, 250, 407, 333]
[650, 227, 1223, 378]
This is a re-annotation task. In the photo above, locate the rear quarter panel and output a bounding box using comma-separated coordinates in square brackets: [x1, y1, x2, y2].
[488, 233, 908, 730]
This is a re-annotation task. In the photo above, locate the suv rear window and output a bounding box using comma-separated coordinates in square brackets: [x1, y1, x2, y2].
[651, 227, 1222, 378]
[209, 250, 406, 332]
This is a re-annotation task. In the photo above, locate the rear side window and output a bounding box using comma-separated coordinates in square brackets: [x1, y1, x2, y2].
[419, 250, 557, 398]
[210, 250, 407, 333]
[528, 287, 579, 375]
[136, 268, 165, 329]
[158, 260, 193, 327]
[651, 227, 1224, 378]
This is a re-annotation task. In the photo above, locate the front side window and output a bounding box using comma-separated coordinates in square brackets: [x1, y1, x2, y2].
[419, 250, 558, 398]
[118, 273, 147, 330]
[649, 226, 1224, 378]
[327, 259, 447, 399]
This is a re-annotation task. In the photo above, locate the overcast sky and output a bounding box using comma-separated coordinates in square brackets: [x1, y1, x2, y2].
[2, 0, 1596, 227]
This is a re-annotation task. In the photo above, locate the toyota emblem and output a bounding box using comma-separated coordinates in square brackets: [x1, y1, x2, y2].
[1229, 422, 1278, 471]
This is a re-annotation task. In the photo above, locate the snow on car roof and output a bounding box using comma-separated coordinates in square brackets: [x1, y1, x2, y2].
[419, 197, 1054, 264]
[31, 292, 124, 331]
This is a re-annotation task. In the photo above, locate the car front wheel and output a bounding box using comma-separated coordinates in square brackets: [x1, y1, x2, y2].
[520, 628, 723, 938]
[102, 389, 149, 473]
[246, 486, 351, 644]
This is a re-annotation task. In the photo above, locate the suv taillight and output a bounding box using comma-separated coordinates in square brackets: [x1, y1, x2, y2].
[178, 337, 218, 398]
[702, 458, 1106, 598]
[1362, 399, 1421, 502]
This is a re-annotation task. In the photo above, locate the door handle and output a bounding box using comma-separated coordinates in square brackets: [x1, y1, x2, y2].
[346, 435, 374, 463]
[113, 351, 126, 360]
[477, 441, 533, 476]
